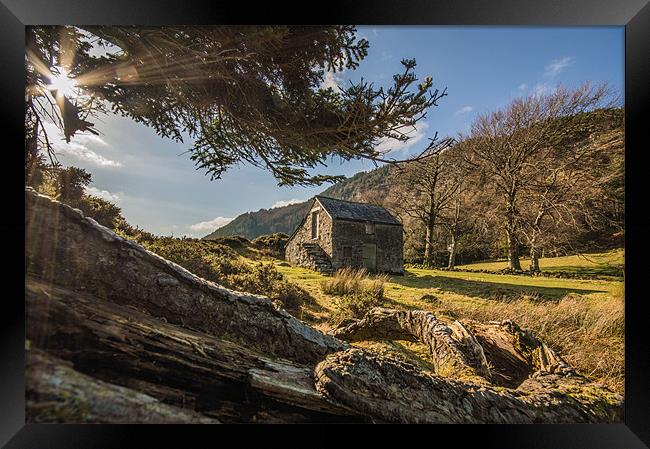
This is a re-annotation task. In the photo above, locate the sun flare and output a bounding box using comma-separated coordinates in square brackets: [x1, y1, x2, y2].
[47, 66, 78, 98]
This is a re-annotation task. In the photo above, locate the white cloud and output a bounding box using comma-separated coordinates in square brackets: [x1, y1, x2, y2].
[85, 186, 121, 202]
[75, 133, 108, 146]
[518, 83, 528, 91]
[321, 69, 345, 91]
[57, 142, 122, 167]
[531, 82, 556, 98]
[544, 56, 575, 78]
[189, 216, 234, 233]
[43, 121, 122, 167]
[271, 199, 304, 209]
[375, 122, 428, 155]
[453, 106, 473, 116]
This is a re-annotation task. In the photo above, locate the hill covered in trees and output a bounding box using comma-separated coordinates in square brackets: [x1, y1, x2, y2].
[205, 106, 624, 268]
[203, 165, 393, 240]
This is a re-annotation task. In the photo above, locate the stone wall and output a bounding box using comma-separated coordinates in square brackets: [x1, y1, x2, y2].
[330, 220, 403, 274]
[285, 203, 333, 269]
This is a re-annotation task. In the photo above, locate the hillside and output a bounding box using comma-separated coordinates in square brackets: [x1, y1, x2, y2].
[203, 165, 394, 240]
[203, 201, 311, 240]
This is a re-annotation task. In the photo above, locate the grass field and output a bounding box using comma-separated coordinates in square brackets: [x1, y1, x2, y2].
[273, 250, 625, 393]
[455, 249, 624, 279]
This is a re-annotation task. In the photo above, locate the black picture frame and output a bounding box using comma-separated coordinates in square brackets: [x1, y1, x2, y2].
[1, 0, 648, 447]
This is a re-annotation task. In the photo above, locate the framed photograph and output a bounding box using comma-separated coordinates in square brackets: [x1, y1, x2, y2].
[2, 0, 648, 446]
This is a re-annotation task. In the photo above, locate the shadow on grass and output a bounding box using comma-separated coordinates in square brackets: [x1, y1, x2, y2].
[544, 264, 624, 278]
[391, 272, 606, 301]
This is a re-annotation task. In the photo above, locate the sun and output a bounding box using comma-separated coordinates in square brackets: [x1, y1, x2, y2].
[47, 66, 78, 98]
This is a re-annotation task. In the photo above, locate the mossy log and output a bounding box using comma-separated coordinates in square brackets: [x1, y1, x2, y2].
[332, 307, 575, 387]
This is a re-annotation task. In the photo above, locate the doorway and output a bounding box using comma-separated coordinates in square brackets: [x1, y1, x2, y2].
[362, 243, 376, 271]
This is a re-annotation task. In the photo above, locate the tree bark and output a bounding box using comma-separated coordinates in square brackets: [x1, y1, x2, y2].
[447, 233, 457, 269]
[26, 276, 363, 423]
[530, 246, 541, 272]
[504, 191, 523, 271]
[506, 226, 522, 270]
[332, 307, 576, 387]
[314, 347, 622, 424]
[423, 197, 436, 266]
[25, 188, 345, 366]
[27, 348, 220, 424]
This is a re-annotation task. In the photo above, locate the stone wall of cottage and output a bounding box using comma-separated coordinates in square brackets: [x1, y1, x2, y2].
[330, 220, 403, 274]
[285, 204, 333, 269]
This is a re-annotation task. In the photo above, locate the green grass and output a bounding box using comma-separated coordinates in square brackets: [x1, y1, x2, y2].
[273, 251, 624, 393]
[455, 249, 624, 279]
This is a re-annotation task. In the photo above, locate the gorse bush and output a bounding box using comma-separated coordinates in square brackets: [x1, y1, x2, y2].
[228, 262, 311, 311]
[252, 233, 289, 257]
[321, 267, 388, 320]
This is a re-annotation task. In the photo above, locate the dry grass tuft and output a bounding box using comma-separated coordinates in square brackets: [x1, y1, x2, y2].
[321, 267, 388, 300]
[321, 267, 389, 321]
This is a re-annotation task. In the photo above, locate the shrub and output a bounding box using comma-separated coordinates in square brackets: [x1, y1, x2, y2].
[252, 233, 289, 257]
[135, 236, 312, 314]
[331, 292, 383, 322]
[76, 195, 124, 229]
[228, 262, 310, 312]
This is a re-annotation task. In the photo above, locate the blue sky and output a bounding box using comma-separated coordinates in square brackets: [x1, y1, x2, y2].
[51, 26, 624, 237]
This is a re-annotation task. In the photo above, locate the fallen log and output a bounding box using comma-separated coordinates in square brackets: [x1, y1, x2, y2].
[314, 348, 622, 424]
[26, 348, 219, 424]
[25, 188, 345, 366]
[26, 277, 363, 423]
[332, 307, 491, 381]
[332, 307, 574, 387]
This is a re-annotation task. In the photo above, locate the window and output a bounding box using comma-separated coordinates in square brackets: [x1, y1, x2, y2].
[365, 222, 375, 235]
[311, 212, 319, 239]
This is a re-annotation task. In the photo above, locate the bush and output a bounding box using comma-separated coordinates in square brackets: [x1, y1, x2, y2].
[228, 262, 311, 311]
[252, 233, 289, 257]
[331, 292, 383, 322]
[321, 267, 388, 320]
[76, 195, 124, 229]
[131, 235, 311, 314]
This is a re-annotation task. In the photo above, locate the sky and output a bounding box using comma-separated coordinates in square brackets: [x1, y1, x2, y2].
[49, 26, 624, 237]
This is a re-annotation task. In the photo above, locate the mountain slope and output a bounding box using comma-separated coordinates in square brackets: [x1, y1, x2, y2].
[203, 165, 393, 240]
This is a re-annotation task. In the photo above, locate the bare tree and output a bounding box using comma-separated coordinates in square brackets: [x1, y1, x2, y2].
[463, 83, 614, 270]
[388, 146, 461, 266]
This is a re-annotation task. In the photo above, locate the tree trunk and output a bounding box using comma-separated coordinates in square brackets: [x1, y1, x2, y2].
[315, 347, 621, 424]
[447, 233, 457, 269]
[423, 200, 436, 266]
[506, 227, 522, 270]
[504, 192, 522, 271]
[27, 349, 220, 424]
[26, 277, 361, 423]
[25, 188, 345, 366]
[331, 307, 575, 387]
[530, 245, 541, 272]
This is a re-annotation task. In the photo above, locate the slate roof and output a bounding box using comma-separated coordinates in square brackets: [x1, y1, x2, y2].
[315, 196, 402, 226]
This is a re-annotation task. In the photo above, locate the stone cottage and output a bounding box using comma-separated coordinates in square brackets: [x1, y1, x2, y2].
[285, 196, 403, 275]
